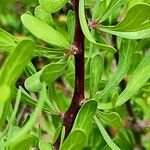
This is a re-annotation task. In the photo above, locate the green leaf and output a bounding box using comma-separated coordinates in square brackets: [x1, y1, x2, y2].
[0, 140, 5, 150]
[0, 84, 11, 104]
[60, 130, 86, 150]
[39, 0, 68, 13]
[85, 0, 95, 8]
[0, 39, 34, 85]
[98, 3, 150, 39]
[97, 52, 150, 109]
[6, 84, 46, 146]
[97, 102, 113, 110]
[0, 101, 10, 129]
[0, 28, 65, 59]
[141, 82, 150, 92]
[18, 87, 57, 114]
[95, 39, 135, 101]
[0, 28, 18, 51]
[94, 116, 121, 150]
[40, 59, 68, 83]
[34, 5, 53, 25]
[21, 14, 70, 49]
[115, 128, 135, 150]
[116, 53, 150, 106]
[92, 0, 106, 21]
[90, 53, 103, 97]
[98, 0, 129, 23]
[111, 92, 118, 106]
[67, 10, 75, 44]
[9, 134, 37, 150]
[1, 88, 21, 137]
[127, 52, 143, 75]
[39, 140, 53, 150]
[25, 71, 43, 92]
[97, 111, 122, 127]
[79, 0, 116, 53]
[60, 126, 65, 147]
[72, 100, 97, 133]
[52, 126, 62, 144]
[0, 40, 34, 128]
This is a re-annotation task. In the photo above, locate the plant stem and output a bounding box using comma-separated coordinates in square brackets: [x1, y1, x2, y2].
[120, 80, 143, 150]
[54, 0, 84, 149]
[63, 0, 84, 136]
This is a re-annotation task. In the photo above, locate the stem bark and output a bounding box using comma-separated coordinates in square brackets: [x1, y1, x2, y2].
[54, 0, 84, 149]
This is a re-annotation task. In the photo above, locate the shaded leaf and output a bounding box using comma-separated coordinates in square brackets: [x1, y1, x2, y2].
[116, 53, 150, 106]
[95, 39, 135, 100]
[97, 111, 122, 127]
[60, 130, 86, 150]
[94, 116, 121, 150]
[72, 100, 97, 133]
[90, 53, 103, 97]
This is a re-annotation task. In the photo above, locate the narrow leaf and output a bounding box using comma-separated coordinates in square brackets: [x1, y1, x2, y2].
[67, 10, 75, 44]
[99, 0, 129, 23]
[60, 130, 86, 150]
[21, 14, 70, 49]
[90, 54, 103, 97]
[94, 116, 121, 150]
[79, 0, 116, 53]
[0, 28, 18, 51]
[72, 100, 97, 133]
[0, 39, 34, 85]
[95, 39, 135, 101]
[116, 53, 150, 106]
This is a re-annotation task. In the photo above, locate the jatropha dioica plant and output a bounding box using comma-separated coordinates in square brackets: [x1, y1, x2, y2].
[0, 0, 150, 149]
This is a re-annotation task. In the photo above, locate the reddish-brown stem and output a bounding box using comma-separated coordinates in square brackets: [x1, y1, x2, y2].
[54, 0, 84, 149]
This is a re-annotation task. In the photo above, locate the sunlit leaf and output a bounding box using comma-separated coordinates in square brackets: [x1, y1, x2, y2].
[39, 0, 68, 13]
[21, 14, 70, 48]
